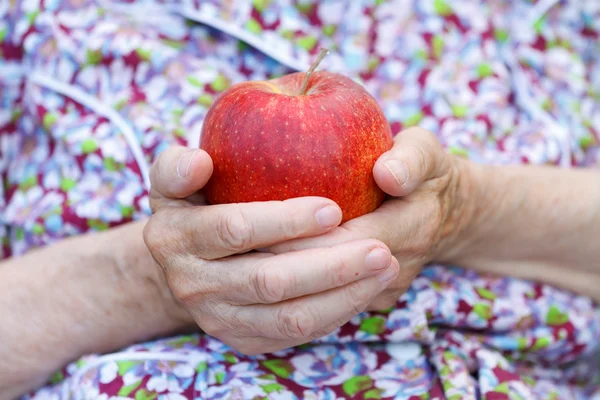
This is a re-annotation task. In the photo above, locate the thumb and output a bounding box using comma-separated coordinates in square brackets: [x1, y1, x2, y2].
[373, 127, 446, 197]
[149, 146, 213, 203]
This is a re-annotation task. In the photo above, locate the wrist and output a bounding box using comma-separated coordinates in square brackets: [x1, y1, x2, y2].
[107, 221, 195, 335]
[434, 156, 486, 264]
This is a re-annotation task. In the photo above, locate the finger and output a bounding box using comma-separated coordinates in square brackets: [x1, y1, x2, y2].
[373, 127, 448, 197]
[221, 239, 394, 305]
[366, 289, 404, 311]
[149, 146, 213, 209]
[266, 201, 404, 254]
[233, 257, 400, 341]
[149, 197, 342, 260]
[268, 198, 435, 260]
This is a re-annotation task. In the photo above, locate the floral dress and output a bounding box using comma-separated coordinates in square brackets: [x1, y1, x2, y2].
[1, 0, 599, 399]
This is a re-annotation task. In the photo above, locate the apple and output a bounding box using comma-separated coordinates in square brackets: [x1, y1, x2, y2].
[199, 49, 393, 223]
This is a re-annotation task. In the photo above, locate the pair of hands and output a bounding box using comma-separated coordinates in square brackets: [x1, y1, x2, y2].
[143, 128, 471, 355]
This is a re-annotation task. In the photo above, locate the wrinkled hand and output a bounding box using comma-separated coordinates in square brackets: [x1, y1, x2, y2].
[143, 147, 400, 354]
[269, 127, 472, 311]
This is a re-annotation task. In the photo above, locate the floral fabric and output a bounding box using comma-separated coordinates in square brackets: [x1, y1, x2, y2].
[1, 0, 599, 399]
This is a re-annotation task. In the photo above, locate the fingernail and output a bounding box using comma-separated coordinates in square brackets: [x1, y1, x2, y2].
[315, 205, 342, 228]
[377, 263, 399, 284]
[365, 247, 391, 272]
[177, 150, 197, 178]
[383, 159, 409, 187]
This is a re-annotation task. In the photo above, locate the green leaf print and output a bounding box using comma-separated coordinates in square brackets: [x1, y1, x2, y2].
[364, 388, 384, 399]
[476, 287, 496, 300]
[532, 336, 551, 351]
[252, 0, 271, 12]
[195, 361, 208, 373]
[135, 389, 158, 400]
[261, 359, 294, 379]
[473, 303, 492, 320]
[297, 35, 318, 51]
[261, 383, 286, 394]
[246, 18, 263, 34]
[81, 138, 98, 154]
[118, 380, 141, 396]
[433, 0, 453, 16]
[477, 63, 493, 78]
[343, 376, 373, 396]
[86, 49, 103, 65]
[359, 316, 386, 334]
[60, 177, 77, 192]
[43, 113, 58, 130]
[211, 75, 230, 92]
[223, 352, 238, 364]
[117, 360, 138, 375]
[546, 305, 568, 326]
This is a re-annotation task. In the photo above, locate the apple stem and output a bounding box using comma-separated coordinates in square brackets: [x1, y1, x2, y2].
[298, 48, 329, 96]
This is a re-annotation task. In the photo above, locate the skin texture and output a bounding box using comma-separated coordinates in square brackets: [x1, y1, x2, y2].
[4, 128, 600, 399]
[0, 221, 191, 399]
[145, 146, 399, 355]
[200, 71, 393, 222]
[269, 127, 600, 307]
[269, 127, 472, 308]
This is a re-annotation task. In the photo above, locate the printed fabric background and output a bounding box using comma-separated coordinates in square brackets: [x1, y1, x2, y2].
[0, 0, 599, 399]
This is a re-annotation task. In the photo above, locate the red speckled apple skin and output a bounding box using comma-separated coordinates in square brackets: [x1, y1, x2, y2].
[199, 70, 393, 223]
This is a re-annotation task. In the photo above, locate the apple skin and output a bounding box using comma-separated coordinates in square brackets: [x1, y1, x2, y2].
[199, 70, 393, 223]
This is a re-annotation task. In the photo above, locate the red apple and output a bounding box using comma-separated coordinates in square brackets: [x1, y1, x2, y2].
[200, 51, 393, 222]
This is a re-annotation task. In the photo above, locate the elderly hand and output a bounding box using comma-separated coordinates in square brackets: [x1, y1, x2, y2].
[143, 146, 400, 354]
[268, 127, 474, 310]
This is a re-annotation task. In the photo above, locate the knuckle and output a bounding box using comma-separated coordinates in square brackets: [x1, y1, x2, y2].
[216, 207, 253, 252]
[143, 215, 167, 258]
[344, 280, 371, 315]
[410, 145, 428, 177]
[328, 256, 350, 287]
[276, 305, 315, 339]
[279, 208, 304, 240]
[164, 257, 200, 304]
[251, 263, 288, 303]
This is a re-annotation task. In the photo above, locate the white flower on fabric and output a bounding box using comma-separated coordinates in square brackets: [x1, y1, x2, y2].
[173, 364, 195, 378]
[123, 370, 143, 386]
[386, 342, 423, 364]
[135, 62, 151, 86]
[115, 31, 143, 56]
[317, 1, 345, 25]
[74, 66, 99, 92]
[372, 377, 403, 399]
[147, 375, 169, 392]
[74, 199, 102, 220]
[99, 361, 118, 384]
[137, 195, 151, 216]
[144, 75, 168, 103]
[101, 137, 128, 163]
[181, 105, 205, 128]
[95, 123, 112, 140]
[4, 187, 44, 224]
[21, 0, 41, 14]
[109, 58, 134, 93]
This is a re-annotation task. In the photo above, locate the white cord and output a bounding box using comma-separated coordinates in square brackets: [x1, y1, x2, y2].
[177, 4, 308, 72]
[29, 73, 152, 190]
